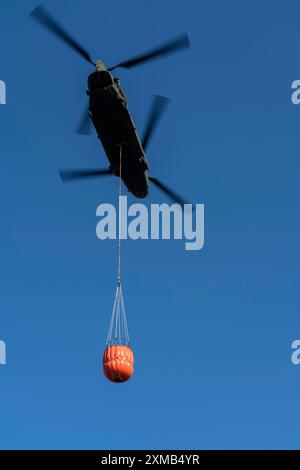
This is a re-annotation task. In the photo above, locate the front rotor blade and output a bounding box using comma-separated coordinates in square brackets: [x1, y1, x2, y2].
[149, 176, 189, 207]
[60, 169, 112, 182]
[76, 104, 92, 135]
[30, 5, 94, 66]
[109, 33, 190, 70]
[142, 95, 170, 151]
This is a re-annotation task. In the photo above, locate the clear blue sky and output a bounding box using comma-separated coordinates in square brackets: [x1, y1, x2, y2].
[0, 0, 300, 450]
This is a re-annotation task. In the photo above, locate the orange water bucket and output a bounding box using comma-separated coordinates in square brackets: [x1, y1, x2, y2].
[103, 345, 134, 383]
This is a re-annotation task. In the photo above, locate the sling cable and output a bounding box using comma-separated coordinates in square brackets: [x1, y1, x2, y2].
[103, 146, 134, 383]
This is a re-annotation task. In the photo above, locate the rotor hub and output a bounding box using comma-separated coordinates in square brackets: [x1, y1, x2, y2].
[95, 60, 107, 72]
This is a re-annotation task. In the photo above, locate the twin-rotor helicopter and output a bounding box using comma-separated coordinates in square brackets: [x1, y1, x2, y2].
[30, 5, 191, 205]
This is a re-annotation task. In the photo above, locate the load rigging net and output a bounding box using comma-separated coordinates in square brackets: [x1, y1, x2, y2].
[103, 146, 134, 383]
[106, 145, 130, 347]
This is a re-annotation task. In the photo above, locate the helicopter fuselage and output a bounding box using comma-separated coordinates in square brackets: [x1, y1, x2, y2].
[88, 71, 149, 198]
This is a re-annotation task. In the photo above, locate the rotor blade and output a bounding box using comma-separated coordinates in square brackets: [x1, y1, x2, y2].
[142, 95, 170, 151]
[60, 169, 112, 182]
[149, 176, 190, 207]
[30, 5, 94, 66]
[109, 33, 190, 70]
[76, 104, 92, 135]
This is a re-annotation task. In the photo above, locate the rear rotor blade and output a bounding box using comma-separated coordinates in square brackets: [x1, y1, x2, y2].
[149, 176, 189, 207]
[109, 33, 190, 70]
[76, 104, 92, 135]
[30, 5, 95, 66]
[60, 168, 112, 182]
[142, 95, 170, 151]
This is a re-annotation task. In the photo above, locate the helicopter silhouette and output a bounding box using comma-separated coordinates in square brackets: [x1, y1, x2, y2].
[31, 5, 191, 205]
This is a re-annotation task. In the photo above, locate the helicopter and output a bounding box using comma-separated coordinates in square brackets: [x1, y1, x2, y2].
[30, 5, 191, 205]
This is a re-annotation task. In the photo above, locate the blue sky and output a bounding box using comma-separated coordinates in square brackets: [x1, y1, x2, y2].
[0, 0, 300, 450]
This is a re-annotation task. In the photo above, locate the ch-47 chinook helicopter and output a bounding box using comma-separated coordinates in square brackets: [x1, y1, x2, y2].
[30, 5, 191, 205]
